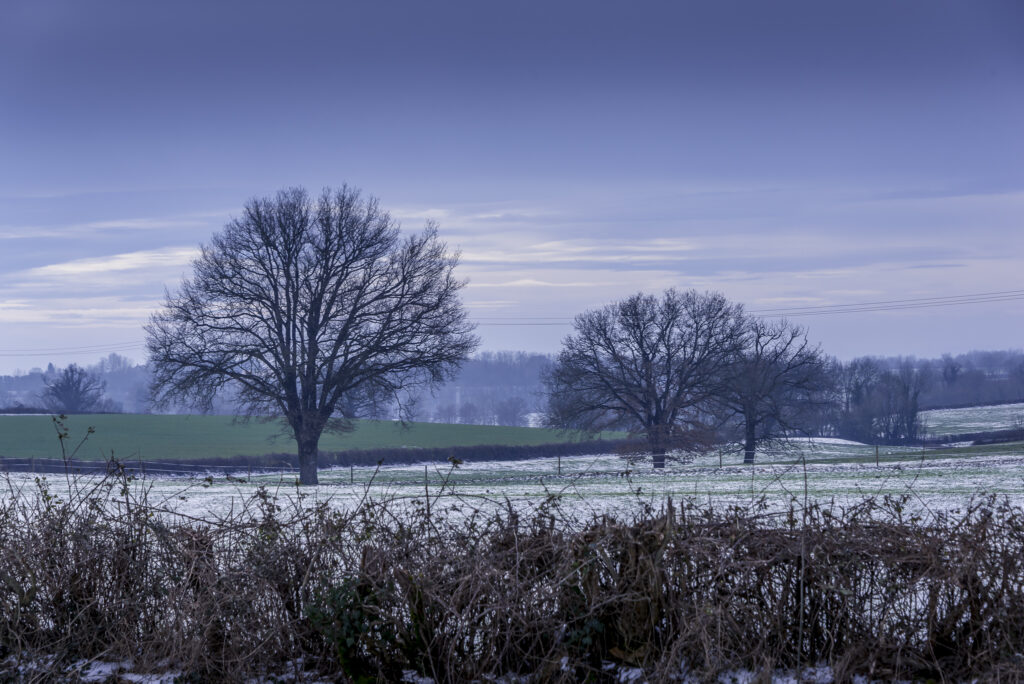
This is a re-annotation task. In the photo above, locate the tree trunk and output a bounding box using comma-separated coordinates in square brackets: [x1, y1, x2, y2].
[297, 431, 320, 486]
[743, 417, 756, 465]
[649, 428, 666, 469]
[652, 448, 666, 469]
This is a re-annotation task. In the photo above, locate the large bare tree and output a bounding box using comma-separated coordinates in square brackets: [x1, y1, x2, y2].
[717, 318, 830, 464]
[146, 186, 478, 484]
[41, 364, 108, 413]
[544, 289, 745, 468]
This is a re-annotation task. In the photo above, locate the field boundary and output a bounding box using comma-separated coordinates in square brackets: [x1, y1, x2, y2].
[923, 426, 1024, 446]
[0, 438, 638, 475]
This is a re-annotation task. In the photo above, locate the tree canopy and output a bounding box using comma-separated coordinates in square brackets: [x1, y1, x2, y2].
[147, 186, 477, 484]
[544, 289, 832, 466]
[544, 289, 745, 467]
[41, 364, 108, 413]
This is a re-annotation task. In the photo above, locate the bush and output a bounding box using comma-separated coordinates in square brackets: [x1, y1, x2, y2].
[2, 467, 1023, 681]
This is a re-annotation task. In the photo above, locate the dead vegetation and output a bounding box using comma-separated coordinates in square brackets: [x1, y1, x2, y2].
[1, 464, 1023, 682]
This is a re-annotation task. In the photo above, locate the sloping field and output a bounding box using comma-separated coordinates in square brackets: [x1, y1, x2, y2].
[0, 414, 617, 462]
[921, 401, 1024, 436]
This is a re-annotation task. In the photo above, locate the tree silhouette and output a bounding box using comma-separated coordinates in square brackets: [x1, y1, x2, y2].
[147, 186, 477, 484]
[717, 318, 830, 464]
[41, 364, 107, 413]
[544, 289, 745, 468]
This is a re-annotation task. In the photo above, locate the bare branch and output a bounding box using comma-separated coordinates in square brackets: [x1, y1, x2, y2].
[146, 186, 478, 484]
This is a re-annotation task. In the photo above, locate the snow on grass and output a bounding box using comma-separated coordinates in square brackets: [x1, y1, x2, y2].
[6, 438, 1024, 521]
[921, 402, 1024, 436]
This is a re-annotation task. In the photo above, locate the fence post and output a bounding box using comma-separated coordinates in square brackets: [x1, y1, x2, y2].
[875, 444, 879, 466]
[424, 465, 430, 521]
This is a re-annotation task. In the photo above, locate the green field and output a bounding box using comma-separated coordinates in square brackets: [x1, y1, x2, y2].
[0, 414, 618, 462]
[3, 405, 1024, 519]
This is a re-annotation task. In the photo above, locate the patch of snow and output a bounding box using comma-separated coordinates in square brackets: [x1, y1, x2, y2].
[788, 437, 867, 446]
[617, 665, 646, 682]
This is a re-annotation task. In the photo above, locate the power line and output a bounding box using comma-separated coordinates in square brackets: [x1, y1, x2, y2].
[0, 343, 148, 358]
[0, 342, 147, 354]
[748, 289, 1024, 316]
[0, 289, 1018, 357]
[473, 289, 1024, 323]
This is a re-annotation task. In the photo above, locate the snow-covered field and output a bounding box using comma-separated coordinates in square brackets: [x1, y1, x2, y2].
[6, 437, 1023, 521]
[921, 401, 1024, 436]
[4, 403, 1023, 521]
[5, 403, 1023, 684]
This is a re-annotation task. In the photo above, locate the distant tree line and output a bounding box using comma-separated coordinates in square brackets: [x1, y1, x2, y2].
[543, 290, 832, 466]
[0, 354, 147, 414]
[2, 346, 1022, 447]
[417, 351, 551, 427]
[817, 351, 1024, 443]
[2, 348, 1023, 446]
[823, 356, 932, 444]
[542, 289, 1024, 463]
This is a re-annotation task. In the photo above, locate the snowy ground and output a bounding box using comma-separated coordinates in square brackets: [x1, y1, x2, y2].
[921, 401, 1024, 436]
[6, 403, 1021, 682]
[5, 437, 1022, 522]
[4, 402, 1023, 521]
[7, 656, 889, 683]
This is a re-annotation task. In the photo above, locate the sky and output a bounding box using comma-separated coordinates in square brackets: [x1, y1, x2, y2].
[1, 0, 1022, 374]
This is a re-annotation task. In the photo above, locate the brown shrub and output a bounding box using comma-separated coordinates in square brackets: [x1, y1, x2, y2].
[1, 467, 1023, 682]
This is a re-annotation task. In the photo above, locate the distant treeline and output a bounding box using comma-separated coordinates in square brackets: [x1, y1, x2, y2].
[913, 349, 1024, 408]
[2, 350, 1022, 443]
[0, 354, 149, 414]
[0, 351, 557, 425]
[814, 350, 1024, 444]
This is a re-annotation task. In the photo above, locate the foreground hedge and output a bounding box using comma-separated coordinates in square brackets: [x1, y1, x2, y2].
[1, 469, 1023, 682]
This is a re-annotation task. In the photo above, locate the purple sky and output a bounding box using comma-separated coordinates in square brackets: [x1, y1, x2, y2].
[1, 0, 1022, 373]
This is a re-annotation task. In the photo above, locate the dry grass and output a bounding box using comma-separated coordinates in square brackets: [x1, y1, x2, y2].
[2, 462, 1023, 682]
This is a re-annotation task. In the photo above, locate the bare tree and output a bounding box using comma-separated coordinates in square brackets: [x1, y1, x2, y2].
[941, 353, 962, 388]
[458, 401, 484, 425]
[881, 358, 932, 442]
[494, 395, 529, 426]
[544, 289, 745, 468]
[146, 186, 478, 485]
[832, 356, 883, 442]
[433, 403, 459, 424]
[832, 356, 931, 444]
[717, 318, 830, 464]
[41, 364, 108, 413]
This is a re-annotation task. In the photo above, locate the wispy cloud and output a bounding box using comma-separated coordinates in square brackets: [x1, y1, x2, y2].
[0, 296, 163, 326]
[24, 247, 199, 279]
[0, 210, 232, 240]
[390, 207, 451, 222]
[471, 278, 605, 288]
[464, 300, 521, 309]
[459, 236, 698, 265]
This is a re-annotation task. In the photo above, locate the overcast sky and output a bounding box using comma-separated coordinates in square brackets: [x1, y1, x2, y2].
[1, 0, 1022, 373]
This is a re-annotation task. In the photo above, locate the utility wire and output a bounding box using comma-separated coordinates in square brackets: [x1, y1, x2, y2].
[473, 289, 1024, 324]
[0, 289, 1019, 355]
[0, 343, 148, 358]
